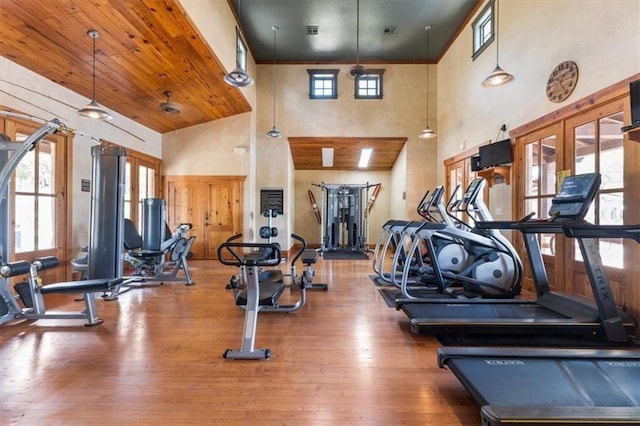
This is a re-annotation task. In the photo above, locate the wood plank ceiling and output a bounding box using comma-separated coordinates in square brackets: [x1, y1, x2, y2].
[0, 0, 410, 171]
[289, 137, 407, 171]
[0, 0, 251, 134]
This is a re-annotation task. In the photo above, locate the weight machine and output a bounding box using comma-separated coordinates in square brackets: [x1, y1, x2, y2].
[0, 117, 122, 326]
[312, 182, 379, 253]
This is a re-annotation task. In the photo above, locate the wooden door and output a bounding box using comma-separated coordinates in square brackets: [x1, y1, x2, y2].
[514, 123, 563, 294]
[164, 176, 244, 260]
[564, 99, 627, 301]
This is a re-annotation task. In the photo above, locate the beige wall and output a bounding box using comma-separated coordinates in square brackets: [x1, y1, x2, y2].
[254, 63, 437, 248]
[438, 0, 640, 219]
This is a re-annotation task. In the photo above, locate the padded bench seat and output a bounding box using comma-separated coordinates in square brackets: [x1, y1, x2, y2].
[236, 281, 285, 306]
[40, 278, 124, 295]
[128, 249, 164, 259]
[302, 250, 318, 265]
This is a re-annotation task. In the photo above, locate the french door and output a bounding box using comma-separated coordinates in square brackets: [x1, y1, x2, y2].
[8, 120, 69, 282]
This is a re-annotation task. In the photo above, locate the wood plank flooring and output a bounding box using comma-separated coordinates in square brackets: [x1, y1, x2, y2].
[0, 256, 478, 425]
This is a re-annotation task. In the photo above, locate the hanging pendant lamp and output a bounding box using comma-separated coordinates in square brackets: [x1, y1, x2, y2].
[481, 0, 514, 87]
[419, 26, 436, 139]
[349, 0, 366, 78]
[224, 67, 254, 87]
[266, 26, 281, 138]
[77, 29, 112, 120]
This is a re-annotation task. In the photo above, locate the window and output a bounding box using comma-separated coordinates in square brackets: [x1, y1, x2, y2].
[472, 0, 494, 60]
[572, 110, 625, 268]
[115, 146, 161, 229]
[14, 135, 57, 253]
[5, 118, 70, 282]
[355, 69, 384, 99]
[523, 131, 558, 256]
[308, 69, 339, 99]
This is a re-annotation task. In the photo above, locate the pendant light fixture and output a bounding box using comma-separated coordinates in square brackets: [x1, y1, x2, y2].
[349, 0, 365, 78]
[224, 67, 254, 87]
[77, 29, 112, 120]
[418, 26, 436, 139]
[481, 0, 514, 87]
[266, 26, 281, 138]
[224, 24, 254, 87]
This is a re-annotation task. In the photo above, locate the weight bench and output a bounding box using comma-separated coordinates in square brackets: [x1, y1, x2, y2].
[300, 250, 328, 291]
[2, 257, 122, 326]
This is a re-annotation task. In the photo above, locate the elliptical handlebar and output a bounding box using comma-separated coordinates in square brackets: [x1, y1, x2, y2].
[217, 234, 282, 267]
[290, 233, 307, 265]
[416, 189, 431, 220]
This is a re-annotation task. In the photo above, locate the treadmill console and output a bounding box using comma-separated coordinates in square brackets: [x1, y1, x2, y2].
[548, 173, 601, 220]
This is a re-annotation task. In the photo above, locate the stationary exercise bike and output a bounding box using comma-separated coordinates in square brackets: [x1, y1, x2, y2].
[218, 233, 318, 359]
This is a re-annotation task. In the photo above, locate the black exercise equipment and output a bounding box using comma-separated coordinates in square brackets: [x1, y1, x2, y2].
[0, 121, 122, 326]
[3, 257, 121, 326]
[392, 178, 522, 300]
[121, 217, 195, 285]
[259, 209, 279, 241]
[299, 249, 328, 291]
[372, 187, 447, 285]
[397, 173, 637, 343]
[313, 182, 379, 253]
[218, 233, 316, 359]
[438, 347, 640, 425]
[109, 196, 196, 299]
[437, 221, 640, 425]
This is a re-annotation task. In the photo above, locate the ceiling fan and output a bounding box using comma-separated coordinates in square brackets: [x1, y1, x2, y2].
[159, 91, 181, 115]
[349, 0, 366, 78]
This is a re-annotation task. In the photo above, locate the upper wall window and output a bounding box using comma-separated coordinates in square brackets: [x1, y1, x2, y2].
[355, 69, 384, 99]
[472, 0, 494, 60]
[235, 28, 248, 71]
[308, 69, 339, 99]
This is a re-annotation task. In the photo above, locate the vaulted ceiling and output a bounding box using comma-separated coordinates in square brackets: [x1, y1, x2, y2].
[0, 0, 251, 134]
[0, 0, 480, 170]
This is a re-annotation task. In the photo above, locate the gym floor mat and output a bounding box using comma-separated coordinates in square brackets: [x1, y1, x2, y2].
[322, 250, 369, 260]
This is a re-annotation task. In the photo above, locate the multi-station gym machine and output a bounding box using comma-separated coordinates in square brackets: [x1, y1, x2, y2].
[312, 182, 379, 253]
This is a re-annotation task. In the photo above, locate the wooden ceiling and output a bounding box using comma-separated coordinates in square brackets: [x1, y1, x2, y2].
[1, 1, 409, 171]
[0, 0, 251, 133]
[288, 137, 407, 171]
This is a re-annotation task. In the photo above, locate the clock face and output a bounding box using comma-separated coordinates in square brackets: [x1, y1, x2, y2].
[546, 61, 579, 103]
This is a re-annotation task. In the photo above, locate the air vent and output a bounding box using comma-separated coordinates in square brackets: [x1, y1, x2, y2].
[383, 25, 397, 35]
[306, 26, 319, 36]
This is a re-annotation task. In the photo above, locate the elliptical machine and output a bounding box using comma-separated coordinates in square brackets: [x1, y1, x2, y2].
[399, 178, 522, 299]
[372, 186, 453, 286]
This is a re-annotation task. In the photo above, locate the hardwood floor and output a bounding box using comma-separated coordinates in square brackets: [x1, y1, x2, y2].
[0, 257, 478, 425]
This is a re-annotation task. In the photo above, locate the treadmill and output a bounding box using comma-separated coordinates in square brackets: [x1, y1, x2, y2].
[437, 222, 640, 425]
[397, 173, 637, 344]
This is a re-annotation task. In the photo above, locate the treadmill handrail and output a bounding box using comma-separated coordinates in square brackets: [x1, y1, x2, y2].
[563, 223, 640, 242]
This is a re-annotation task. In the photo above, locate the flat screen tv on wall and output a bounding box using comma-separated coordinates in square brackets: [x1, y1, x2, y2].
[478, 139, 513, 169]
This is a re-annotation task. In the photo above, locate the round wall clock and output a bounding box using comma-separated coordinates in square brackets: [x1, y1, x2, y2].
[546, 60, 579, 103]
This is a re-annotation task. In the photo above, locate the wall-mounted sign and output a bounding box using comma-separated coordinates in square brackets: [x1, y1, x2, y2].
[260, 188, 284, 215]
